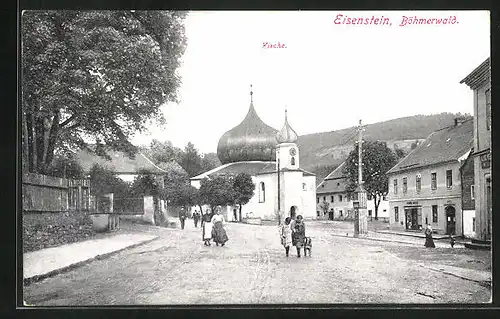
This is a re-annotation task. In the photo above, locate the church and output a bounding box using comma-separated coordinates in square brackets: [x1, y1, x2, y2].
[190, 87, 317, 222]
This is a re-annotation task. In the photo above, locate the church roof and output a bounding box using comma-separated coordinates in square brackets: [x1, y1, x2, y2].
[190, 161, 315, 180]
[190, 161, 273, 180]
[387, 119, 473, 175]
[276, 110, 298, 144]
[217, 86, 278, 164]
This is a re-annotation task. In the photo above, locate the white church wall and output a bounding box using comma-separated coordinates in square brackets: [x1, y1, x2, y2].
[302, 175, 317, 220]
[282, 171, 305, 219]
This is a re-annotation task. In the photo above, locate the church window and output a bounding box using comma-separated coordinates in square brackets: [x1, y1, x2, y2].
[259, 182, 266, 203]
[291, 157, 296, 166]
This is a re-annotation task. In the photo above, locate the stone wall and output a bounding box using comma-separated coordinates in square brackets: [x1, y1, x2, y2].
[22, 210, 94, 253]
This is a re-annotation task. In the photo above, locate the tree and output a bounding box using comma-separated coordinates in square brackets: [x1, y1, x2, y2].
[88, 164, 130, 198]
[142, 139, 183, 165]
[180, 142, 203, 177]
[231, 173, 255, 221]
[21, 11, 187, 173]
[342, 141, 397, 220]
[198, 176, 234, 217]
[319, 200, 330, 218]
[394, 147, 407, 159]
[130, 170, 162, 197]
[201, 152, 222, 172]
[44, 155, 85, 179]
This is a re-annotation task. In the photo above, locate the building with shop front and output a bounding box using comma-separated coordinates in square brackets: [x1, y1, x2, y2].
[316, 161, 389, 221]
[460, 152, 476, 238]
[460, 57, 492, 241]
[386, 118, 473, 235]
[190, 87, 316, 222]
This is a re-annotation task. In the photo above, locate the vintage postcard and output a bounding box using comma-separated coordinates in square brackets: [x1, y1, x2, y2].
[20, 10, 491, 306]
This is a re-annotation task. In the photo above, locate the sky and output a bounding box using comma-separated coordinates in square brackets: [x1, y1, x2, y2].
[131, 10, 490, 154]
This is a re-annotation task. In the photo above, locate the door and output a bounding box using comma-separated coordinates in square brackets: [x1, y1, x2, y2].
[410, 209, 419, 230]
[445, 206, 456, 235]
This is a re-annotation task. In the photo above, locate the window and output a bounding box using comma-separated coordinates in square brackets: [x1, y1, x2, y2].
[431, 172, 437, 190]
[347, 194, 351, 201]
[382, 196, 387, 201]
[339, 194, 343, 202]
[259, 182, 266, 202]
[291, 157, 296, 165]
[471, 185, 475, 200]
[486, 88, 491, 131]
[432, 205, 438, 223]
[317, 197, 319, 204]
[367, 194, 372, 200]
[368, 210, 372, 216]
[416, 174, 421, 193]
[339, 210, 343, 216]
[446, 170, 453, 188]
[330, 195, 334, 202]
[302, 183, 306, 191]
[403, 177, 408, 193]
[352, 193, 358, 201]
[473, 217, 476, 232]
[394, 207, 399, 222]
[383, 209, 387, 212]
[393, 179, 398, 194]
[323, 196, 326, 202]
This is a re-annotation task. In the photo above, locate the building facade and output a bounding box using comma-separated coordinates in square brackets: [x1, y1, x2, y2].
[460, 152, 476, 238]
[316, 162, 389, 221]
[386, 119, 473, 235]
[460, 57, 492, 241]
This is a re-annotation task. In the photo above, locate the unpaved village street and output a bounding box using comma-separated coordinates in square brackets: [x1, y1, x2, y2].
[23, 220, 491, 305]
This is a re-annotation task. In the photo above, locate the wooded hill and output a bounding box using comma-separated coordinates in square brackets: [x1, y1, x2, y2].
[299, 112, 472, 183]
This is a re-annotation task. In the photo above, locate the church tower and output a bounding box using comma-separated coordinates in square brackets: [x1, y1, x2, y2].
[276, 109, 302, 219]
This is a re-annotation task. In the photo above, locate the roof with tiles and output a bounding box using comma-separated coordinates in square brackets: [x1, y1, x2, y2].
[387, 119, 473, 175]
[74, 148, 167, 175]
[316, 162, 349, 194]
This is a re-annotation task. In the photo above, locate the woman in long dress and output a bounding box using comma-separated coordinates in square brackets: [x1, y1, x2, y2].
[424, 224, 435, 248]
[211, 208, 229, 246]
[291, 215, 306, 257]
[280, 217, 293, 257]
[202, 212, 213, 246]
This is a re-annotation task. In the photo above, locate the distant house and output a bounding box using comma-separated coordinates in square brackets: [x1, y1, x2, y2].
[316, 161, 390, 221]
[460, 57, 491, 242]
[73, 148, 168, 185]
[386, 119, 473, 235]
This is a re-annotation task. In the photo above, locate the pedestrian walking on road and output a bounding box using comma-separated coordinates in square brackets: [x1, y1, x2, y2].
[179, 207, 187, 230]
[211, 207, 229, 247]
[424, 224, 435, 248]
[280, 217, 293, 257]
[202, 213, 213, 246]
[193, 210, 200, 228]
[291, 215, 306, 257]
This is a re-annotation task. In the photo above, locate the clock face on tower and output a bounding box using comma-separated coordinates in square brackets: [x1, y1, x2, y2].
[289, 148, 296, 156]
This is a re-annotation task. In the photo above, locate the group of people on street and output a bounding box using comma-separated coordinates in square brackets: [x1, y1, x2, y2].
[178, 207, 229, 247]
[280, 214, 307, 257]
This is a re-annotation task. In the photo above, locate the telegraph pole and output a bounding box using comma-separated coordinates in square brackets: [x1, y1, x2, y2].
[354, 119, 368, 237]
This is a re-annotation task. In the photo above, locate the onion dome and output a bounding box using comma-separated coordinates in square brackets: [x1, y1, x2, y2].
[276, 109, 298, 144]
[217, 86, 278, 164]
